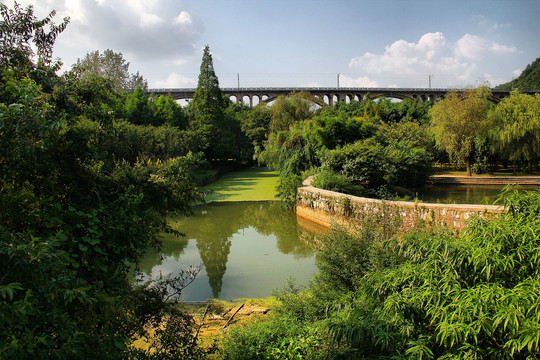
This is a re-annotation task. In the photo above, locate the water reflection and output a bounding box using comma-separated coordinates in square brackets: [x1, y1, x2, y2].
[138, 201, 323, 301]
[415, 184, 537, 204]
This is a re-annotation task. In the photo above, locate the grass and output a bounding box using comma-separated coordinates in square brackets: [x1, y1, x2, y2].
[200, 167, 280, 202]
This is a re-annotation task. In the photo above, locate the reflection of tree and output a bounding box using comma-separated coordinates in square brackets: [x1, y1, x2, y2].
[197, 235, 231, 297]
[138, 233, 190, 275]
[140, 201, 321, 298]
[189, 203, 240, 298]
[245, 202, 317, 258]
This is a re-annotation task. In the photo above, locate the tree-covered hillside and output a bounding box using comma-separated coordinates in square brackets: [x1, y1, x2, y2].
[495, 57, 540, 90]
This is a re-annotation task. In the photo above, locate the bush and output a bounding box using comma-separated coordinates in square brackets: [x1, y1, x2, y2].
[216, 314, 336, 360]
[322, 122, 433, 190]
[311, 168, 365, 196]
[328, 188, 540, 358]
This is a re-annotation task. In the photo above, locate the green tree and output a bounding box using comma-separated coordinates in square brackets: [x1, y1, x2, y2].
[321, 121, 433, 190]
[256, 121, 319, 177]
[222, 100, 252, 160]
[316, 99, 366, 119]
[490, 91, 540, 173]
[241, 102, 272, 151]
[57, 65, 119, 122]
[188, 45, 228, 159]
[0, 2, 69, 71]
[148, 94, 187, 128]
[124, 86, 151, 125]
[270, 91, 318, 131]
[189, 45, 224, 128]
[430, 87, 492, 176]
[307, 115, 378, 150]
[0, 3, 206, 358]
[74, 49, 147, 92]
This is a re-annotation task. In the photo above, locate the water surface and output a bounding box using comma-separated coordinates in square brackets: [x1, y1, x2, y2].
[138, 201, 323, 301]
[414, 184, 538, 204]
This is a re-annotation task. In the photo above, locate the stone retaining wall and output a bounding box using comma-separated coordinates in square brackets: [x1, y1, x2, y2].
[296, 177, 505, 231]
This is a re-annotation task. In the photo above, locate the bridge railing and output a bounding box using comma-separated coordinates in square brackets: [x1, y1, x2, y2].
[148, 87, 460, 93]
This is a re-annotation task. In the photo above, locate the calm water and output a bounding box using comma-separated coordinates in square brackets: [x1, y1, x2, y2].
[138, 201, 323, 301]
[415, 184, 538, 204]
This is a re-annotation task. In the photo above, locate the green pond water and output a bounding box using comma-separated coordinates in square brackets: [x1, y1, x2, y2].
[138, 201, 324, 301]
[415, 184, 538, 204]
[137, 167, 538, 302]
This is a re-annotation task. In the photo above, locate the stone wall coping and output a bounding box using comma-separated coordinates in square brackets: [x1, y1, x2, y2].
[300, 176, 505, 213]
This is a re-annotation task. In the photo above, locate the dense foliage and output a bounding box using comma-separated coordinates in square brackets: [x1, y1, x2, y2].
[74, 49, 148, 92]
[430, 87, 492, 176]
[188, 45, 246, 160]
[495, 57, 540, 90]
[2, 3, 540, 359]
[490, 91, 540, 173]
[0, 3, 208, 358]
[216, 188, 540, 359]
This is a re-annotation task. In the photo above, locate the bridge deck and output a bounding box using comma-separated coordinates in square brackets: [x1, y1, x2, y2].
[146, 87, 538, 105]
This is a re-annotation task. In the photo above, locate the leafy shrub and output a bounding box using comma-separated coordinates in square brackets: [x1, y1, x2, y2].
[329, 188, 540, 358]
[322, 122, 433, 190]
[216, 315, 336, 360]
[276, 174, 303, 210]
[311, 168, 365, 196]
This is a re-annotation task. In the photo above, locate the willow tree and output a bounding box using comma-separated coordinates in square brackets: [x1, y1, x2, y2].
[490, 91, 540, 173]
[270, 91, 318, 131]
[430, 87, 492, 176]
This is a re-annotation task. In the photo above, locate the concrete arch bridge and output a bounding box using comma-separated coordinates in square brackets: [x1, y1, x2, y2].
[147, 87, 537, 106]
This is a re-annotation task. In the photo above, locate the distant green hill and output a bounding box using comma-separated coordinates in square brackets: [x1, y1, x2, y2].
[495, 57, 540, 90]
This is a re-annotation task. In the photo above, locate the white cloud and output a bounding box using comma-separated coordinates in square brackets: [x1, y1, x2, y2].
[454, 34, 519, 60]
[340, 76, 379, 88]
[6, 0, 205, 64]
[139, 12, 165, 28]
[174, 11, 192, 25]
[349, 32, 520, 88]
[154, 73, 197, 88]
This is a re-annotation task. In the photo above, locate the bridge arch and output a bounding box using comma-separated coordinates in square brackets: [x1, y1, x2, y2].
[147, 87, 537, 107]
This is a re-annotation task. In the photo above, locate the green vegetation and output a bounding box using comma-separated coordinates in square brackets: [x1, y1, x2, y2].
[254, 83, 539, 207]
[490, 91, 540, 174]
[495, 57, 540, 90]
[2, 2, 540, 359]
[0, 4, 209, 358]
[188, 45, 249, 160]
[74, 49, 148, 92]
[430, 87, 492, 176]
[215, 188, 540, 359]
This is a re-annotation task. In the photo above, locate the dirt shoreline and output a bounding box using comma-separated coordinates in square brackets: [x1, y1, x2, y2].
[186, 298, 276, 342]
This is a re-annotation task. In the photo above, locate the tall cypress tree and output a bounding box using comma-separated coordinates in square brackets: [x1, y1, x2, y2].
[189, 45, 229, 159]
[190, 45, 224, 128]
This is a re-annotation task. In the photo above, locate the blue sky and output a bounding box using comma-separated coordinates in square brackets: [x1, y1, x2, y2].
[4, 0, 539, 89]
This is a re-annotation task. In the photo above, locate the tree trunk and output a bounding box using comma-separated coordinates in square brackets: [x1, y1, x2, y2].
[528, 159, 532, 174]
[466, 159, 472, 177]
[513, 161, 517, 176]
